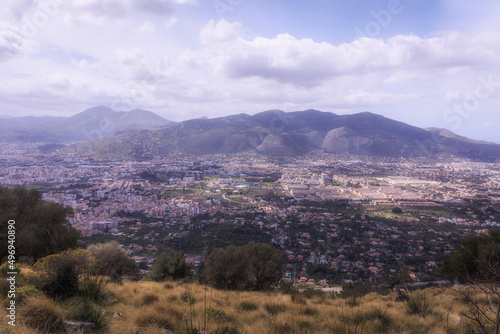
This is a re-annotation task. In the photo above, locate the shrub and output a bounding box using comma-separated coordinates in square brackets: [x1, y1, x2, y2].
[290, 292, 307, 305]
[237, 300, 259, 311]
[181, 290, 196, 305]
[204, 307, 227, 323]
[204, 242, 284, 291]
[32, 249, 89, 299]
[279, 281, 296, 294]
[264, 303, 286, 315]
[79, 275, 108, 302]
[150, 250, 191, 281]
[140, 293, 159, 305]
[15, 285, 43, 304]
[300, 306, 318, 316]
[404, 291, 434, 317]
[87, 241, 140, 283]
[212, 326, 241, 334]
[135, 308, 175, 330]
[21, 296, 64, 333]
[302, 288, 325, 299]
[65, 297, 107, 330]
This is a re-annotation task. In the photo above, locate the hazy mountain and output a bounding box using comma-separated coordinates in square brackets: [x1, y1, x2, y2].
[0, 115, 65, 130]
[425, 128, 496, 145]
[76, 109, 500, 161]
[1, 106, 174, 142]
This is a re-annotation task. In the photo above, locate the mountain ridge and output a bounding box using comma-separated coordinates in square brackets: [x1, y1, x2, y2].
[72, 109, 500, 161]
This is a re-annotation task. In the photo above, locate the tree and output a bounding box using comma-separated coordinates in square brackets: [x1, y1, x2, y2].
[442, 229, 500, 334]
[87, 241, 140, 283]
[245, 242, 285, 290]
[392, 207, 403, 214]
[0, 186, 80, 263]
[204, 242, 284, 290]
[150, 250, 190, 281]
[203, 245, 248, 290]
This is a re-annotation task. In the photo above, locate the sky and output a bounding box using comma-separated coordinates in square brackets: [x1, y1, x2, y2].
[1, 0, 500, 142]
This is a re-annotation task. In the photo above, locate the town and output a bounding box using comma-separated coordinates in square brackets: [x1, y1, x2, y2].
[2, 142, 500, 287]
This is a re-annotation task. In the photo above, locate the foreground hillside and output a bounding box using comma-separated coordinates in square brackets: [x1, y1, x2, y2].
[0, 278, 482, 334]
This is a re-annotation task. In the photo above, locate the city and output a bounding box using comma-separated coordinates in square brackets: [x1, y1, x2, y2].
[3, 141, 499, 287]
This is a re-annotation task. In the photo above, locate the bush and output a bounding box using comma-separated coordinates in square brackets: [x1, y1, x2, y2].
[237, 301, 259, 311]
[392, 207, 403, 214]
[135, 308, 176, 330]
[302, 288, 325, 299]
[204, 242, 284, 290]
[65, 297, 107, 330]
[79, 275, 108, 302]
[140, 293, 159, 306]
[87, 241, 140, 283]
[403, 291, 434, 317]
[264, 303, 286, 315]
[15, 285, 43, 304]
[21, 296, 64, 333]
[204, 307, 227, 323]
[150, 250, 190, 281]
[32, 249, 89, 299]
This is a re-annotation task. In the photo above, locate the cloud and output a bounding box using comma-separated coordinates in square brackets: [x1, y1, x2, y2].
[136, 20, 156, 33]
[164, 17, 178, 28]
[0, 24, 27, 61]
[200, 20, 244, 45]
[2, 0, 195, 28]
[194, 26, 500, 88]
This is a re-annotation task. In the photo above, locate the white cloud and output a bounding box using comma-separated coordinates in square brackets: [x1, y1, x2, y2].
[198, 29, 500, 87]
[200, 20, 244, 45]
[136, 20, 156, 33]
[164, 17, 178, 28]
[0, 24, 27, 61]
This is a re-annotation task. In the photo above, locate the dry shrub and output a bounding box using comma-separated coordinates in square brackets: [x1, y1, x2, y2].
[21, 296, 64, 333]
[139, 293, 159, 306]
[135, 308, 176, 330]
[237, 300, 259, 311]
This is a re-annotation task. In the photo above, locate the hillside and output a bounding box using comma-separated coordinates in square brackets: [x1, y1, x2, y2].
[77, 109, 500, 161]
[0, 277, 481, 334]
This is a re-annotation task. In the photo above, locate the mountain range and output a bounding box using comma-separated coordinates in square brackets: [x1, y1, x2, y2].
[3, 107, 500, 161]
[0, 106, 174, 142]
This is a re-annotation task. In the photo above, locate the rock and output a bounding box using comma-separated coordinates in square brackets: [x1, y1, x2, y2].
[63, 321, 96, 334]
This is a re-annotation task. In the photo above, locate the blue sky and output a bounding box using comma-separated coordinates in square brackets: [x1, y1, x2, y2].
[1, 0, 500, 142]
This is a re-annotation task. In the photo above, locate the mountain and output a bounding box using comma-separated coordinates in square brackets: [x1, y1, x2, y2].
[1, 106, 174, 142]
[425, 128, 496, 145]
[76, 109, 500, 161]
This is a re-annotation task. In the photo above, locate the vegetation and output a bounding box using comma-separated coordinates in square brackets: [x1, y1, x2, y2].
[150, 250, 191, 281]
[87, 241, 140, 283]
[0, 276, 492, 334]
[442, 229, 500, 334]
[0, 186, 80, 263]
[204, 242, 284, 290]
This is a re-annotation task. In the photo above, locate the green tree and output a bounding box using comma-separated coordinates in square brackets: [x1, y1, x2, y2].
[87, 241, 140, 283]
[246, 242, 285, 290]
[0, 186, 80, 263]
[204, 242, 284, 290]
[442, 229, 500, 283]
[442, 229, 500, 334]
[203, 245, 248, 290]
[150, 250, 190, 281]
[392, 207, 403, 214]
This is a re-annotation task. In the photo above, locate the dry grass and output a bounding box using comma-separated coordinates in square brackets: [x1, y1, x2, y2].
[0, 279, 493, 334]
